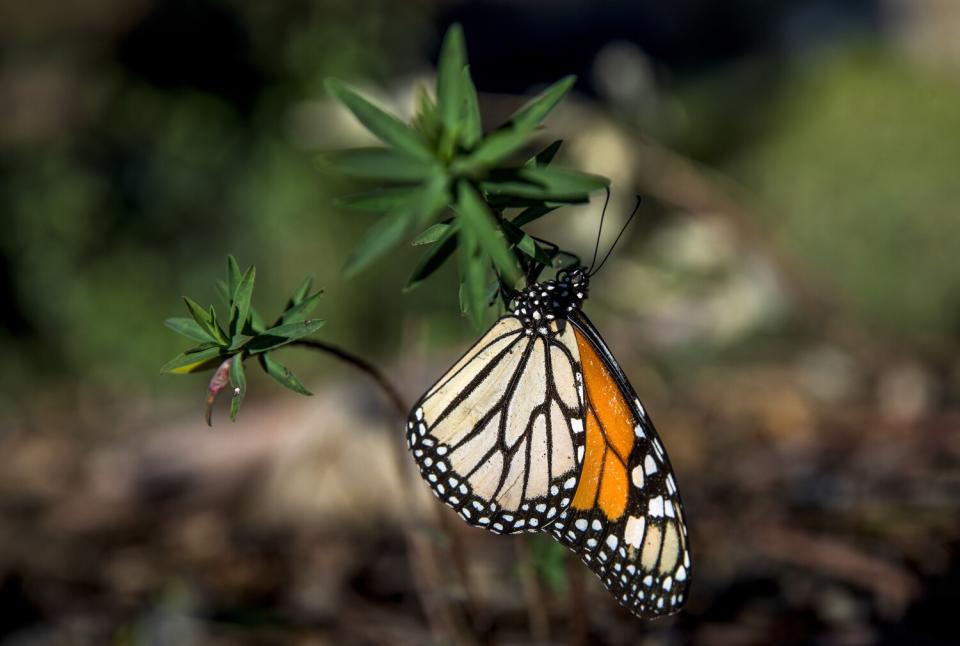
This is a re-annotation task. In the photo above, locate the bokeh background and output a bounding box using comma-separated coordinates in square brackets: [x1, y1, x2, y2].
[2, 0, 959, 644]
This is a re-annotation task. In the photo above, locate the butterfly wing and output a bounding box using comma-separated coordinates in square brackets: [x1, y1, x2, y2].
[407, 315, 587, 533]
[549, 310, 691, 618]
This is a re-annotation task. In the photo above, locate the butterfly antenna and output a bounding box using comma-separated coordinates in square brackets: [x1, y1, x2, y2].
[587, 186, 612, 273]
[590, 195, 642, 276]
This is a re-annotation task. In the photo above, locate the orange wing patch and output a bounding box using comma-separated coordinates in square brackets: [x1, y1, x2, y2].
[571, 327, 635, 520]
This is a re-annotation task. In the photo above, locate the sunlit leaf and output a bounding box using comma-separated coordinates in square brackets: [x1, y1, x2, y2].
[325, 79, 433, 161]
[247, 319, 326, 355]
[321, 148, 435, 181]
[160, 346, 224, 375]
[259, 353, 312, 396]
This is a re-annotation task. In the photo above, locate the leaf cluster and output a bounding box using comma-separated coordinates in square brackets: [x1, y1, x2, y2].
[162, 256, 324, 422]
[325, 24, 609, 326]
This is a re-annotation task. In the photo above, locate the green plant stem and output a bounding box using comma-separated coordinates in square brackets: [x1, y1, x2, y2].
[289, 338, 407, 419]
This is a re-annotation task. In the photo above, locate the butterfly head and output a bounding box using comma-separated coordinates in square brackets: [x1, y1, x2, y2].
[511, 267, 590, 334]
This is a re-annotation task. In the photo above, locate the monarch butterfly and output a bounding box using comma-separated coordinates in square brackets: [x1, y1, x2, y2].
[406, 260, 691, 618]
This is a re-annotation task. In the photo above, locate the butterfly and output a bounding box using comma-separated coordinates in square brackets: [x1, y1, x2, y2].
[406, 259, 691, 618]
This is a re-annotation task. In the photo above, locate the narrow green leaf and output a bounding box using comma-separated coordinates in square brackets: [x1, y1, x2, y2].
[335, 187, 423, 213]
[247, 319, 326, 355]
[456, 125, 535, 172]
[437, 24, 467, 135]
[414, 84, 442, 144]
[259, 353, 313, 396]
[325, 79, 433, 161]
[482, 166, 609, 203]
[289, 277, 313, 307]
[208, 305, 229, 345]
[461, 67, 482, 149]
[164, 317, 214, 343]
[501, 219, 554, 266]
[160, 346, 224, 375]
[508, 75, 576, 130]
[406, 222, 459, 291]
[230, 266, 256, 339]
[245, 307, 267, 335]
[227, 255, 242, 303]
[183, 297, 224, 344]
[455, 181, 520, 284]
[529, 139, 563, 168]
[281, 290, 323, 324]
[458, 228, 487, 328]
[321, 148, 435, 181]
[343, 211, 417, 277]
[411, 173, 451, 227]
[412, 221, 453, 245]
[513, 203, 559, 227]
[229, 355, 246, 422]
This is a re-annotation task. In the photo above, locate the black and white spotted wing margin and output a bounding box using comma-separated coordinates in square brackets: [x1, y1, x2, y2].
[406, 315, 587, 533]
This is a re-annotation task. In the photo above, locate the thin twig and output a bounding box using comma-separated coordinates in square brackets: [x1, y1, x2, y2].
[290, 339, 407, 419]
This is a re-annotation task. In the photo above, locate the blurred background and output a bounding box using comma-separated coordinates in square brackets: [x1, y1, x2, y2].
[2, 0, 959, 643]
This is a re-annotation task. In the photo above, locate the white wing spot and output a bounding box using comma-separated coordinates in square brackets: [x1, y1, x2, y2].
[624, 516, 645, 548]
[676, 565, 687, 581]
[592, 519, 602, 531]
[606, 535, 619, 550]
[563, 476, 577, 490]
[570, 418, 584, 434]
[575, 519, 588, 531]
[649, 496, 665, 517]
[631, 465, 644, 489]
[644, 454, 658, 475]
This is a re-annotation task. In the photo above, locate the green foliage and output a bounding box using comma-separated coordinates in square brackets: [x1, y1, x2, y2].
[324, 23, 609, 326]
[162, 256, 325, 423]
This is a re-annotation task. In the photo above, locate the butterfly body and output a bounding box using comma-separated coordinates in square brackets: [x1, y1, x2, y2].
[407, 268, 691, 618]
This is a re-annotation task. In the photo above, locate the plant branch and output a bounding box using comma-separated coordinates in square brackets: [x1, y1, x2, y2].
[290, 338, 407, 420]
